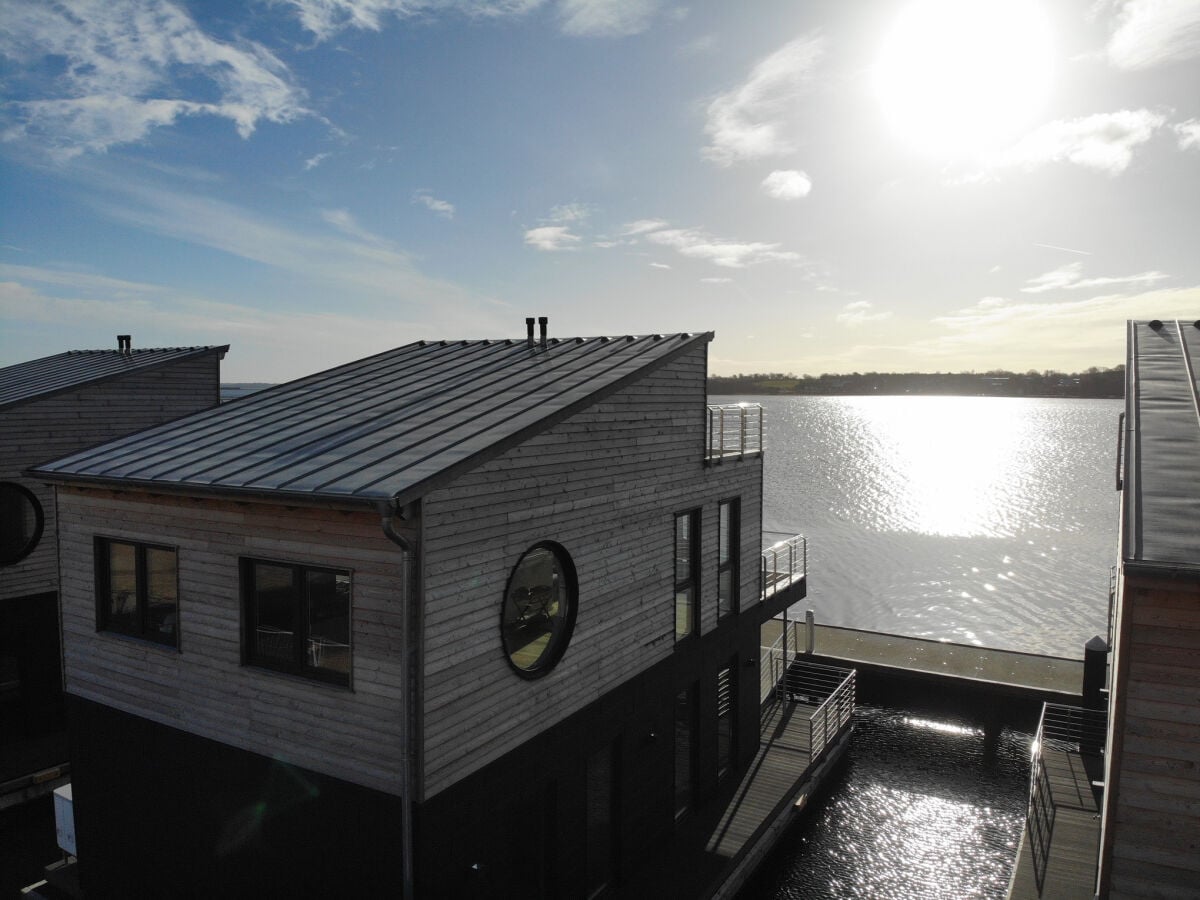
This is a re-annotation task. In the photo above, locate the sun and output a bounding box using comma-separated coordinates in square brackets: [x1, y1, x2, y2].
[873, 0, 1053, 158]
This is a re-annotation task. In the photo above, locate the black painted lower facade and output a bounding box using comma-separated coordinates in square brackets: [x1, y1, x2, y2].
[0, 591, 66, 785]
[65, 695, 404, 899]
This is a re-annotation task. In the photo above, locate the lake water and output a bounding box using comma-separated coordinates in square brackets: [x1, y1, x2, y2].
[740, 395, 1123, 659]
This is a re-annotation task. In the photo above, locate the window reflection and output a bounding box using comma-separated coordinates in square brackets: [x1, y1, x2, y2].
[502, 544, 576, 676]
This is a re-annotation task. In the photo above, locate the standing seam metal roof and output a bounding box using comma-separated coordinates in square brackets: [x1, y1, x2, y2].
[1122, 319, 1200, 575]
[31, 333, 713, 507]
[0, 347, 229, 409]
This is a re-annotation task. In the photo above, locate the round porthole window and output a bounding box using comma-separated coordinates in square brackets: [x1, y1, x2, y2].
[501, 542, 577, 678]
[0, 481, 45, 566]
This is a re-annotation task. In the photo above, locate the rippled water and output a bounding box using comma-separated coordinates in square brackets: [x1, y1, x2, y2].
[743, 705, 1031, 900]
[746, 395, 1122, 657]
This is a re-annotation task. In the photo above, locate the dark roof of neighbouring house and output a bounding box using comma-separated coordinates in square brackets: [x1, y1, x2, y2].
[31, 333, 713, 509]
[0, 346, 229, 409]
[1122, 319, 1200, 577]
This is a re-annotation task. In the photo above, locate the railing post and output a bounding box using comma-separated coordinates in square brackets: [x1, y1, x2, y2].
[718, 406, 726, 457]
[739, 406, 747, 459]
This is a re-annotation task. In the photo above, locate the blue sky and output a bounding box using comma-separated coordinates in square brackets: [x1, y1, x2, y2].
[2, 0, 1198, 381]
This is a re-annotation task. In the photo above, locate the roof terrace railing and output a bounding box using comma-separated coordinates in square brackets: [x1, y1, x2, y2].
[706, 403, 763, 461]
[762, 535, 806, 601]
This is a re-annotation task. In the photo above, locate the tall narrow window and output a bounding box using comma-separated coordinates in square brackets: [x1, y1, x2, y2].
[242, 558, 351, 685]
[95, 538, 179, 647]
[717, 499, 740, 619]
[674, 685, 698, 819]
[674, 510, 699, 641]
[585, 741, 619, 899]
[716, 662, 736, 779]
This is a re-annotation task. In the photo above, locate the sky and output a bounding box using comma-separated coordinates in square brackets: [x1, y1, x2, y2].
[1, 0, 1198, 382]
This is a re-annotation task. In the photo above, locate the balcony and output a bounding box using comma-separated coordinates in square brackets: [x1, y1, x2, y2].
[762, 534, 806, 601]
[706, 403, 763, 461]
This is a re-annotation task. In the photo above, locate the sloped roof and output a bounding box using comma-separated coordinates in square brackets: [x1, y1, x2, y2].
[1, 346, 229, 409]
[32, 333, 712, 508]
[1122, 319, 1200, 576]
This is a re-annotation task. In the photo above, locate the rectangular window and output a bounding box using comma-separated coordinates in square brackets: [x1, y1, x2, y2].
[674, 684, 698, 819]
[585, 741, 619, 899]
[716, 662, 736, 779]
[674, 510, 699, 641]
[242, 558, 351, 685]
[717, 499, 740, 619]
[95, 538, 178, 647]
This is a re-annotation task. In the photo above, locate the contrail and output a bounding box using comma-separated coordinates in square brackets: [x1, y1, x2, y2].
[1033, 242, 1092, 255]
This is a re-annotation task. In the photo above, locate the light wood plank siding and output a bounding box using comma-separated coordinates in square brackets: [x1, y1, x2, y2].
[55, 488, 413, 795]
[419, 346, 764, 800]
[1108, 575, 1200, 898]
[2, 354, 221, 601]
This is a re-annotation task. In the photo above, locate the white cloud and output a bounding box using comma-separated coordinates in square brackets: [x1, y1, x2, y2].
[1022, 261, 1169, 293]
[304, 152, 331, 171]
[0, 0, 309, 158]
[987, 109, 1167, 175]
[621, 219, 668, 235]
[645, 227, 800, 268]
[703, 34, 825, 166]
[558, 0, 663, 37]
[761, 169, 813, 200]
[547, 202, 592, 223]
[649, 261, 671, 269]
[413, 191, 456, 219]
[1107, 0, 1200, 69]
[524, 225, 581, 251]
[836, 300, 892, 327]
[700, 277, 732, 283]
[1175, 118, 1200, 150]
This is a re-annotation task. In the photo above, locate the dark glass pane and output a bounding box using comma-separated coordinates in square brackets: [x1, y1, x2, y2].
[105, 542, 138, 634]
[718, 503, 731, 565]
[503, 547, 570, 673]
[585, 744, 615, 898]
[307, 570, 350, 676]
[674, 688, 695, 816]
[253, 563, 296, 665]
[718, 570, 734, 617]
[675, 587, 693, 638]
[145, 547, 178, 645]
[674, 514, 691, 584]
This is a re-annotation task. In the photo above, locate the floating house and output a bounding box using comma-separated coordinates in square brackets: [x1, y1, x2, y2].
[0, 338, 226, 802]
[1099, 318, 1200, 895]
[1013, 319, 1200, 898]
[30, 322, 847, 898]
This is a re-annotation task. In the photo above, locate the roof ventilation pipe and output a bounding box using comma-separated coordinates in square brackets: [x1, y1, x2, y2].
[117, 334, 131, 354]
[526, 317, 535, 349]
[539, 316, 548, 350]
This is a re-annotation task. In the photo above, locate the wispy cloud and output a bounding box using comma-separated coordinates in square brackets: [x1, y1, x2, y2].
[304, 152, 332, 171]
[1033, 242, 1093, 256]
[524, 225, 581, 251]
[413, 190, 456, 219]
[0, 0, 310, 158]
[649, 261, 671, 269]
[761, 169, 812, 200]
[546, 202, 592, 223]
[1107, 0, 1200, 69]
[558, 0, 664, 37]
[836, 300, 891, 327]
[702, 34, 825, 166]
[622, 219, 669, 235]
[1176, 118, 1200, 150]
[700, 276, 732, 283]
[1022, 261, 1168, 293]
[986, 109, 1166, 176]
[644, 227, 800, 268]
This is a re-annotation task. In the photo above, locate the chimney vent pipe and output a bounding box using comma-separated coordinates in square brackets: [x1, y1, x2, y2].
[117, 334, 131, 354]
[526, 317, 535, 348]
[538, 316, 548, 350]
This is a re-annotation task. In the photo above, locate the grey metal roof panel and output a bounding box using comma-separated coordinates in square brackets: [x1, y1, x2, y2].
[0, 346, 229, 408]
[31, 333, 712, 507]
[1122, 319, 1200, 576]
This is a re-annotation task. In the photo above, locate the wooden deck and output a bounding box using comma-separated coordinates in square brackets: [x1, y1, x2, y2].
[1007, 746, 1103, 899]
[620, 698, 850, 899]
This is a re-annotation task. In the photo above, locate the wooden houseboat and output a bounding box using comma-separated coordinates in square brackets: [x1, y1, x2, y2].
[0, 338, 226, 803]
[31, 321, 847, 898]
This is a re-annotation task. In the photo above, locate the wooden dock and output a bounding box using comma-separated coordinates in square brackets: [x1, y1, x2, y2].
[1007, 744, 1103, 898]
[620, 698, 851, 899]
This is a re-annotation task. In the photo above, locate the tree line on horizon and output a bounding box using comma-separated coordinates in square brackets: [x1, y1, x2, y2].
[708, 366, 1125, 398]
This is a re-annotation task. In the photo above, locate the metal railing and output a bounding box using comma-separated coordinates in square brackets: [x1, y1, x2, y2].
[762, 535, 806, 600]
[706, 403, 763, 460]
[782, 661, 856, 763]
[760, 619, 801, 705]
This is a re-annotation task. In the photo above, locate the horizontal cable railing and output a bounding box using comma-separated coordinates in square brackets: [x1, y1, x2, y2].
[760, 620, 800, 705]
[706, 403, 763, 461]
[762, 535, 806, 600]
[780, 660, 856, 763]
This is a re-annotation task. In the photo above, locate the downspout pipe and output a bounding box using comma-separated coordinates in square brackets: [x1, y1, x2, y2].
[378, 499, 417, 898]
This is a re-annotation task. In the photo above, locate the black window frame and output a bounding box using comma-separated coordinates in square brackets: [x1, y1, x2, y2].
[500, 541, 579, 680]
[94, 536, 180, 648]
[674, 509, 700, 642]
[717, 498, 740, 620]
[241, 557, 352, 687]
[674, 682, 699, 821]
[0, 481, 45, 566]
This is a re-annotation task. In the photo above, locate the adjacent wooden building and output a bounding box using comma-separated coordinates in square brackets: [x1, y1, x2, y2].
[0, 339, 226, 798]
[32, 325, 813, 897]
[1098, 318, 1200, 896]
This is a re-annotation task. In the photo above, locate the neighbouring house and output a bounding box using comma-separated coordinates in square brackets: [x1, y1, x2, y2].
[1099, 318, 1200, 895]
[31, 322, 826, 898]
[0, 338, 226, 802]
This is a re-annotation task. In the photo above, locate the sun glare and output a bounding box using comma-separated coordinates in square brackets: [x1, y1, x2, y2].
[873, 0, 1053, 158]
